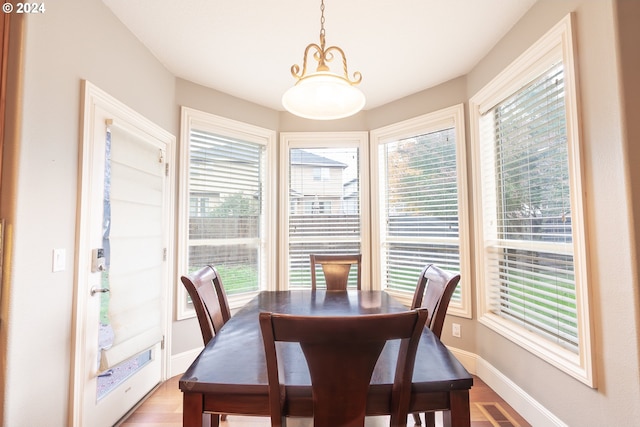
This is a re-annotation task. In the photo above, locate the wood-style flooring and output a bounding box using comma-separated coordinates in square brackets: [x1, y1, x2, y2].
[119, 375, 531, 427]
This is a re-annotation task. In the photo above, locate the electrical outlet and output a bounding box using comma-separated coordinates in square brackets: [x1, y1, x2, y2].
[452, 323, 461, 338]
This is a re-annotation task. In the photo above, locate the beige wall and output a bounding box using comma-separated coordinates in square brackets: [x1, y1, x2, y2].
[1, 0, 639, 426]
[615, 0, 640, 350]
[0, 0, 176, 425]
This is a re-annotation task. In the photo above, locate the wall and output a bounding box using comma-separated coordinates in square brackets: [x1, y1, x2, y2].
[0, 0, 176, 425]
[175, 78, 279, 132]
[466, 0, 640, 426]
[615, 1, 640, 362]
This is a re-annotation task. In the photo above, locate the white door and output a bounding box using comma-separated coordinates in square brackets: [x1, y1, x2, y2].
[71, 82, 174, 427]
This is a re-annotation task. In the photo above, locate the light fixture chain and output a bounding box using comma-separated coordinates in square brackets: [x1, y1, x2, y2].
[320, 0, 325, 38]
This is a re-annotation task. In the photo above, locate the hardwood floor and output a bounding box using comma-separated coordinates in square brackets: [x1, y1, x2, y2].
[118, 375, 531, 427]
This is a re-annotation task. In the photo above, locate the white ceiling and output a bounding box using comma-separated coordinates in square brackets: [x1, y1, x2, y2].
[101, 0, 537, 112]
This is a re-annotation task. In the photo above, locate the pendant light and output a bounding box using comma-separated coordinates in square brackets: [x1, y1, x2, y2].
[282, 0, 365, 120]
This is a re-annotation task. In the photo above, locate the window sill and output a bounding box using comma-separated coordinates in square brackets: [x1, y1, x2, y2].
[479, 311, 595, 388]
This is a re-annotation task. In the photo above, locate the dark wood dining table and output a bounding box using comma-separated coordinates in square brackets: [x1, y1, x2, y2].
[179, 290, 473, 427]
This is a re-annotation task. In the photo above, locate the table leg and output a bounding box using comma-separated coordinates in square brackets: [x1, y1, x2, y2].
[205, 413, 220, 427]
[443, 389, 470, 427]
[183, 392, 204, 427]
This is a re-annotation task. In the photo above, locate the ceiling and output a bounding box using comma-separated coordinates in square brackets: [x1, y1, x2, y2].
[101, 0, 537, 112]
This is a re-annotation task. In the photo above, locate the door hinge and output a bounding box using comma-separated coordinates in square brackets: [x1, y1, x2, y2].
[161, 335, 165, 350]
[165, 163, 169, 177]
[163, 248, 167, 261]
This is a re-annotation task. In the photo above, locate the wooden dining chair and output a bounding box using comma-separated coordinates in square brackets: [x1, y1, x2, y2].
[409, 264, 461, 427]
[309, 253, 362, 290]
[180, 264, 232, 425]
[180, 264, 231, 345]
[259, 308, 429, 427]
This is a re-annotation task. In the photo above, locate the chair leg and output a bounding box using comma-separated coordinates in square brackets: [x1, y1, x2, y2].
[424, 411, 436, 427]
[412, 413, 422, 425]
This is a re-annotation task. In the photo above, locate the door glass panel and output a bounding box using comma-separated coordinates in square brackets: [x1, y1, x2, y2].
[96, 129, 152, 400]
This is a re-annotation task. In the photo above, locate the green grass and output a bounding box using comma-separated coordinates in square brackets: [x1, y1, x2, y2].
[99, 271, 110, 325]
[500, 269, 577, 335]
[215, 264, 258, 293]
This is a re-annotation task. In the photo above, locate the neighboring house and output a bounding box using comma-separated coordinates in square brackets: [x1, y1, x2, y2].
[289, 149, 348, 214]
[189, 132, 260, 217]
[342, 178, 359, 215]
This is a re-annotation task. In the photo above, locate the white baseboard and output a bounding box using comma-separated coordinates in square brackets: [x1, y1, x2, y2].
[448, 346, 567, 427]
[169, 347, 203, 378]
[448, 346, 478, 374]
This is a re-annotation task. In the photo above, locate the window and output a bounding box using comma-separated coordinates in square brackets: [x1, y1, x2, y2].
[313, 167, 330, 181]
[280, 132, 369, 289]
[370, 105, 470, 316]
[470, 15, 594, 386]
[178, 107, 276, 318]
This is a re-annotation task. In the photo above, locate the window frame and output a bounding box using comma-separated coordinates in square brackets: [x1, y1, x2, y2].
[279, 132, 370, 289]
[177, 107, 277, 319]
[370, 104, 471, 317]
[469, 14, 595, 386]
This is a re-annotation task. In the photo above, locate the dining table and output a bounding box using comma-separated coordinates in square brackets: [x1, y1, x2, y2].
[179, 290, 473, 427]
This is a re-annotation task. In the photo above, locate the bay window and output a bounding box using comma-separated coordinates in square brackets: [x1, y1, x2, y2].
[470, 14, 594, 385]
[280, 132, 369, 289]
[370, 105, 471, 315]
[177, 107, 276, 318]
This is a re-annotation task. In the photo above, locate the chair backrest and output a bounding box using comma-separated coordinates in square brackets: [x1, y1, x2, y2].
[259, 309, 428, 427]
[309, 254, 362, 291]
[410, 264, 461, 338]
[180, 265, 231, 345]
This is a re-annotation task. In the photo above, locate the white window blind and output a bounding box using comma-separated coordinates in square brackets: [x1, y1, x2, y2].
[480, 61, 579, 352]
[288, 147, 361, 288]
[100, 124, 164, 371]
[471, 15, 592, 385]
[186, 128, 265, 295]
[380, 128, 462, 299]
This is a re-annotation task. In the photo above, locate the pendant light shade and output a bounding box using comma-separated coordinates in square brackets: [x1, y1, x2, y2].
[282, 72, 366, 120]
[283, 0, 365, 120]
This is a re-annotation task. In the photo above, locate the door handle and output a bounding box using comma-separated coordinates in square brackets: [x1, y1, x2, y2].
[90, 287, 110, 296]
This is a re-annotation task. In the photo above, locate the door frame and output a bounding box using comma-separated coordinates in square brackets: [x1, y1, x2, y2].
[69, 80, 175, 427]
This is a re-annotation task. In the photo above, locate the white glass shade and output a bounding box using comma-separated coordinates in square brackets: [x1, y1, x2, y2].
[282, 72, 366, 120]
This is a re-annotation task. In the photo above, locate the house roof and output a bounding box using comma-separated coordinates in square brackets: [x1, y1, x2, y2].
[290, 149, 347, 168]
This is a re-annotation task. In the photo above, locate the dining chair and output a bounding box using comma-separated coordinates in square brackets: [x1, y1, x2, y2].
[180, 264, 231, 345]
[180, 264, 232, 425]
[259, 308, 429, 427]
[309, 253, 362, 290]
[409, 264, 461, 427]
